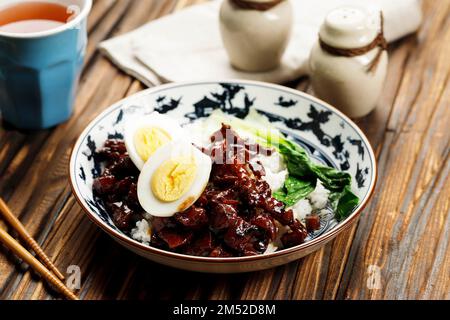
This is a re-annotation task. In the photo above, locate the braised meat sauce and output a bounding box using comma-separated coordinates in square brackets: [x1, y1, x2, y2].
[93, 124, 308, 257]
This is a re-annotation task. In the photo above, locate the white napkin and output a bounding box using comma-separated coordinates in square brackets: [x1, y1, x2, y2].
[99, 0, 422, 86]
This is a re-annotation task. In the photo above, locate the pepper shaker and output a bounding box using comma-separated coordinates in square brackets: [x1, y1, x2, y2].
[219, 0, 293, 72]
[309, 7, 388, 118]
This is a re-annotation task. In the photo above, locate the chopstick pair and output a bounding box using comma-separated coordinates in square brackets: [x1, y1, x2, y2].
[0, 197, 78, 300]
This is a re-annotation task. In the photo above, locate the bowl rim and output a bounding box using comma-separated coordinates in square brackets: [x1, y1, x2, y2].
[69, 79, 378, 263]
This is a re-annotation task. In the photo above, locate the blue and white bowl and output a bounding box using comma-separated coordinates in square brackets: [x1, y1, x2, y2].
[69, 80, 377, 273]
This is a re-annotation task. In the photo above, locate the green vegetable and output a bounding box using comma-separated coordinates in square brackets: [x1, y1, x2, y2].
[205, 109, 360, 220]
[329, 186, 360, 220]
[278, 138, 352, 191]
[273, 177, 316, 207]
[275, 137, 359, 220]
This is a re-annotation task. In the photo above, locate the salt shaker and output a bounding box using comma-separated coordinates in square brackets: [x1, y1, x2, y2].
[219, 0, 293, 72]
[309, 7, 388, 118]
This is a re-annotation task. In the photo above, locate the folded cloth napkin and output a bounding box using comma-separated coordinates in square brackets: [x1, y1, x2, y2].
[99, 0, 422, 86]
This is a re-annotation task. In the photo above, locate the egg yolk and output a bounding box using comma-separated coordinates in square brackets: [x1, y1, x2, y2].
[134, 126, 172, 162]
[151, 156, 197, 202]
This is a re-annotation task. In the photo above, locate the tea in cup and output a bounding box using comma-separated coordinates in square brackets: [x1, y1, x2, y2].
[0, 0, 92, 129]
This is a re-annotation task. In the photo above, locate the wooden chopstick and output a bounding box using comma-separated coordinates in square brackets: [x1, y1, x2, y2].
[0, 227, 78, 300]
[0, 197, 65, 280]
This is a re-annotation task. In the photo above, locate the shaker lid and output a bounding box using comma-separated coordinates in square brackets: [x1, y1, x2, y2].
[319, 7, 380, 49]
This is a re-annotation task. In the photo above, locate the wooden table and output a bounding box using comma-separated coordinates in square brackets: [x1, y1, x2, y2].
[0, 0, 448, 300]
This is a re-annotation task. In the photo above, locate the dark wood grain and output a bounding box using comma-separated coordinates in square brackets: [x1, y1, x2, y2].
[0, 0, 448, 300]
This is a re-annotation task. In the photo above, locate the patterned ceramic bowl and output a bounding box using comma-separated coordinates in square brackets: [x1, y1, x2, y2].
[69, 80, 377, 273]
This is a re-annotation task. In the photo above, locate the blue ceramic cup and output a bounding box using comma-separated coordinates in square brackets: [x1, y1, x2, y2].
[0, 0, 92, 129]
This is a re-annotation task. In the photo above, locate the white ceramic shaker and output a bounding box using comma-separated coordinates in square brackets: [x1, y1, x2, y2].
[309, 7, 388, 118]
[219, 0, 293, 72]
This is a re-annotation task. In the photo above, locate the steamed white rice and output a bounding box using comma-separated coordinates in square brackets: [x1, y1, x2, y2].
[291, 199, 313, 221]
[255, 152, 287, 173]
[308, 181, 330, 210]
[131, 219, 151, 245]
[256, 153, 331, 221]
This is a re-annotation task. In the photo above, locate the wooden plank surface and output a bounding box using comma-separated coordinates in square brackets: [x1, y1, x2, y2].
[0, 0, 448, 300]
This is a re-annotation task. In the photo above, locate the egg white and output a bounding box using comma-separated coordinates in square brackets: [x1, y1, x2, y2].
[124, 112, 186, 170]
[137, 141, 212, 217]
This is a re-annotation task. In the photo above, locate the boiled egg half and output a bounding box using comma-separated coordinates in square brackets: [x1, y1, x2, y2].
[124, 112, 185, 170]
[137, 141, 212, 217]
